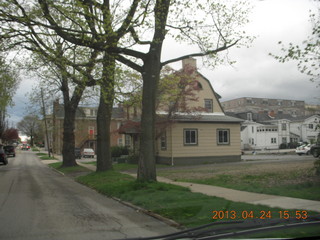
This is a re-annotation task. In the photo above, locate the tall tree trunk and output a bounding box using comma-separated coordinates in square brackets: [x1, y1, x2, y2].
[137, 0, 170, 182]
[137, 55, 161, 181]
[96, 53, 115, 172]
[61, 101, 77, 167]
[61, 84, 85, 167]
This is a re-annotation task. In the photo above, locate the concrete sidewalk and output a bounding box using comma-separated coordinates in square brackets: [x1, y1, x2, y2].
[74, 162, 320, 213]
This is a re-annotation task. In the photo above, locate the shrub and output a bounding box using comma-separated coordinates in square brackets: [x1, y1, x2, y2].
[287, 142, 299, 149]
[279, 143, 287, 149]
[111, 146, 129, 157]
[127, 153, 139, 164]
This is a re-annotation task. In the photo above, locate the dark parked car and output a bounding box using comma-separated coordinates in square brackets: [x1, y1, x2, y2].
[75, 148, 81, 159]
[310, 144, 320, 158]
[4, 145, 15, 157]
[0, 147, 8, 165]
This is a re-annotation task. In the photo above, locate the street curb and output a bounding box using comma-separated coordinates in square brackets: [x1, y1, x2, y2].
[38, 156, 182, 230]
[110, 196, 184, 230]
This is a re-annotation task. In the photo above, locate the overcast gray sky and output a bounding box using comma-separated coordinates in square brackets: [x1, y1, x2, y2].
[198, 0, 319, 104]
[7, 0, 319, 125]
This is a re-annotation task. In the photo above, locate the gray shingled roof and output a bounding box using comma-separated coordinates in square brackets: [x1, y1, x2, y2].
[167, 114, 244, 123]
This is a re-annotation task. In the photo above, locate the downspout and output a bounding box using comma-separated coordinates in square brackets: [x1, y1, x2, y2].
[171, 126, 174, 166]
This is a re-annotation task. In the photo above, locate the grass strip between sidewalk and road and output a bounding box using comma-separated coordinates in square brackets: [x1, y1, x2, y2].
[36, 152, 57, 160]
[49, 162, 91, 174]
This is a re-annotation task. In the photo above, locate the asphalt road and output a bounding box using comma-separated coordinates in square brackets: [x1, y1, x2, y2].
[0, 150, 177, 240]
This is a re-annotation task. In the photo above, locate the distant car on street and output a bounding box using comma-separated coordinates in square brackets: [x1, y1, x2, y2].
[4, 145, 15, 157]
[0, 146, 8, 165]
[295, 144, 311, 156]
[21, 144, 30, 150]
[310, 144, 320, 158]
[82, 148, 95, 158]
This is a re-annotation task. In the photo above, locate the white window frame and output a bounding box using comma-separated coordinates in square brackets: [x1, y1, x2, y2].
[204, 99, 213, 112]
[184, 129, 198, 146]
[217, 129, 230, 145]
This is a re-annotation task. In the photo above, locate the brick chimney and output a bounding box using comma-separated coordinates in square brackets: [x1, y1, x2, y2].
[182, 58, 197, 72]
[268, 110, 276, 118]
[53, 99, 60, 114]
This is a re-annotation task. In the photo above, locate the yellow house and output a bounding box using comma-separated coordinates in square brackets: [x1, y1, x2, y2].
[155, 58, 243, 165]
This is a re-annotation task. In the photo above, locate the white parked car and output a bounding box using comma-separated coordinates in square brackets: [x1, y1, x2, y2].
[295, 144, 311, 156]
[82, 148, 95, 158]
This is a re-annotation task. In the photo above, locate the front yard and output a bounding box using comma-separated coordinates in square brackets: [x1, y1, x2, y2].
[157, 160, 320, 201]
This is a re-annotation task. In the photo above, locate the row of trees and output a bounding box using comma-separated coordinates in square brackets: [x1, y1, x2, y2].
[0, 0, 252, 181]
[0, 46, 20, 143]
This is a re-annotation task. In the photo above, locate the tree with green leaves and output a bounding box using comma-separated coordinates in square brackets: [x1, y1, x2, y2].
[1, 0, 252, 181]
[0, 53, 20, 142]
[0, 4, 99, 167]
[37, 0, 251, 181]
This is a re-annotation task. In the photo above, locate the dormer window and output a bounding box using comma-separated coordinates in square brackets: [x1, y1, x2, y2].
[204, 99, 213, 112]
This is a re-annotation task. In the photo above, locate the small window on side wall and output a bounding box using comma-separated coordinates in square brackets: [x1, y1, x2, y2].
[160, 132, 167, 150]
[184, 129, 198, 146]
[217, 129, 230, 145]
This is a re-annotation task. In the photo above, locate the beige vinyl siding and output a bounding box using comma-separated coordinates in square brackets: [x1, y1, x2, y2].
[185, 74, 223, 113]
[166, 123, 241, 158]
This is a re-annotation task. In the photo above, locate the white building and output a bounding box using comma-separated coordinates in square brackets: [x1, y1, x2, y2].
[230, 112, 320, 150]
[290, 115, 320, 143]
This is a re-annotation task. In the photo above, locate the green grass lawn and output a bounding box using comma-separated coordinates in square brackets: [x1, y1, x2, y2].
[157, 161, 320, 201]
[175, 172, 320, 201]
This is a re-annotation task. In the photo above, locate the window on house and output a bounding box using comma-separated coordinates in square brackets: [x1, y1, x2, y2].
[196, 82, 203, 90]
[217, 129, 230, 145]
[125, 135, 131, 147]
[281, 123, 287, 131]
[204, 99, 213, 112]
[282, 137, 287, 144]
[118, 138, 123, 146]
[252, 126, 254, 133]
[271, 138, 277, 144]
[309, 124, 314, 129]
[247, 113, 252, 121]
[160, 132, 167, 150]
[184, 129, 198, 145]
